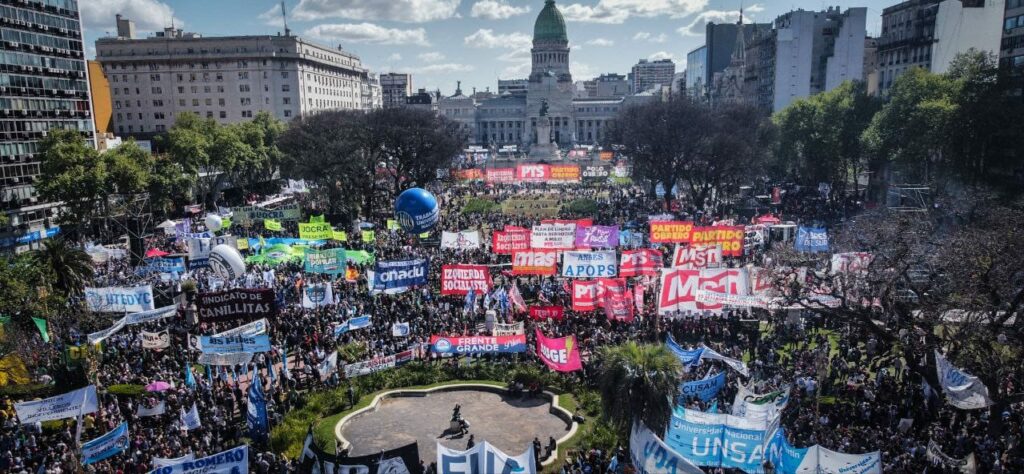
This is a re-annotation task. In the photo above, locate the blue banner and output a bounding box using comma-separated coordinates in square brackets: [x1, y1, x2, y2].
[199, 335, 272, 354]
[372, 258, 429, 293]
[82, 422, 129, 465]
[664, 408, 768, 473]
[794, 226, 829, 253]
[347, 315, 372, 331]
[430, 335, 527, 354]
[765, 428, 810, 474]
[680, 372, 726, 402]
[304, 248, 346, 274]
[666, 334, 703, 367]
[247, 378, 269, 443]
[138, 257, 186, 275]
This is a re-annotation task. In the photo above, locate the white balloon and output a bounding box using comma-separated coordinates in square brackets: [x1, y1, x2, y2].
[204, 214, 223, 232]
[209, 244, 245, 279]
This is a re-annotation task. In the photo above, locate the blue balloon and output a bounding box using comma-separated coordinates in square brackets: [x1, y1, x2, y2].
[394, 188, 439, 234]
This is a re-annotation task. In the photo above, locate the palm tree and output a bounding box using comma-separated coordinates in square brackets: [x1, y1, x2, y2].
[32, 238, 94, 297]
[597, 341, 683, 436]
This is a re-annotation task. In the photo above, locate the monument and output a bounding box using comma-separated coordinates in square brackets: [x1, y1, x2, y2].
[529, 99, 559, 160]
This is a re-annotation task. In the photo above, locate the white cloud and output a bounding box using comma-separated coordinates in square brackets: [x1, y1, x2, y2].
[501, 62, 532, 78]
[418, 52, 446, 62]
[305, 23, 430, 46]
[571, 61, 597, 79]
[647, 51, 679, 62]
[410, 63, 476, 74]
[387, 53, 404, 61]
[497, 49, 531, 62]
[585, 38, 615, 47]
[464, 29, 532, 50]
[258, 5, 284, 28]
[562, 0, 708, 24]
[292, 0, 460, 23]
[470, 0, 531, 19]
[633, 32, 667, 43]
[80, 0, 181, 33]
[677, 4, 764, 36]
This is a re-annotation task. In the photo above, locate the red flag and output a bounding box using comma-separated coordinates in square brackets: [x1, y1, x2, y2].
[509, 281, 527, 313]
[635, 285, 645, 313]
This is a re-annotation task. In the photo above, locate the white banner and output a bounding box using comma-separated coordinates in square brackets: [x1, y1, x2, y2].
[302, 283, 336, 308]
[935, 350, 992, 410]
[630, 422, 704, 474]
[440, 231, 482, 249]
[436, 441, 536, 474]
[926, 440, 977, 473]
[561, 251, 617, 278]
[343, 350, 413, 378]
[698, 344, 749, 377]
[391, 322, 410, 337]
[187, 236, 238, 260]
[180, 403, 202, 431]
[493, 321, 524, 336]
[816, 446, 882, 474]
[319, 351, 338, 381]
[530, 223, 576, 249]
[136, 401, 166, 417]
[14, 385, 98, 424]
[88, 317, 128, 345]
[125, 305, 178, 325]
[142, 330, 170, 350]
[84, 285, 155, 313]
[732, 384, 790, 418]
[197, 351, 253, 366]
[152, 454, 194, 469]
[151, 446, 247, 474]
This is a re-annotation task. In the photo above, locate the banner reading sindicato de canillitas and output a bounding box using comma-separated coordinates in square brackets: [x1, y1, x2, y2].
[197, 288, 276, 323]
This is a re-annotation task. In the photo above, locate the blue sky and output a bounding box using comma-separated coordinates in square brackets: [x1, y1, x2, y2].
[82, 0, 892, 94]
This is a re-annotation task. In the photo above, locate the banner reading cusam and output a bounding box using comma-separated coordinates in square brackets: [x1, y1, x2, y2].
[149, 445, 248, 474]
[619, 249, 662, 277]
[562, 251, 617, 278]
[84, 285, 154, 313]
[14, 385, 98, 424]
[530, 223, 576, 249]
[535, 329, 582, 372]
[441, 264, 492, 295]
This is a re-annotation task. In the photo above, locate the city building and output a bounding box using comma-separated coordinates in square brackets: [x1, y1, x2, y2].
[405, 88, 439, 112]
[1005, 0, 1024, 95]
[1, 0, 93, 250]
[94, 16, 379, 137]
[864, 37, 880, 95]
[629, 58, 675, 94]
[439, 81, 477, 138]
[686, 46, 708, 99]
[380, 73, 412, 108]
[878, 0, 1004, 93]
[595, 73, 629, 98]
[704, 20, 771, 98]
[89, 60, 113, 134]
[497, 79, 528, 96]
[361, 73, 382, 109]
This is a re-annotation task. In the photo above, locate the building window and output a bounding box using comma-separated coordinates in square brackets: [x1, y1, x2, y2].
[241, 110, 253, 118]
[240, 98, 252, 106]
[281, 71, 289, 78]
[216, 73, 224, 81]
[217, 86, 225, 93]
[191, 86, 198, 93]
[205, 98, 212, 106]
[177, 86, 185, 94]
[239, 84, 251, 92]
[150, 74, 161, 81]
[206, 111, 214, 118]
[218, 98, 226, 106]
[284, 110, 292, 117]
[220, 111, 227, 118]
[192, 99, 199, 106]
[155, 112, 166, 119]
[151, 87, 162, 94]
[239, 71, 249, 80]
[204, 86, 211, 93]
[152, 100, 163, 107]
[283, 97, 291, 105]
[179, 99, 186, 106]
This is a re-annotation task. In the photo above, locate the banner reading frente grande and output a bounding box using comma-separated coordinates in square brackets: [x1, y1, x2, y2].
[429, 334, 527, 354]
[440, 264, 492, 295]
[650, 221, 694, 243]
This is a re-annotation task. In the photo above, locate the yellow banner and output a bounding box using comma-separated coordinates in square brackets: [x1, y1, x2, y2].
[264, 219, 282, 231]
[361, 230, 376, 242]
[333, 231, 348, 241]
[299, 222, 333, 240]
[386, 219, 400, 230]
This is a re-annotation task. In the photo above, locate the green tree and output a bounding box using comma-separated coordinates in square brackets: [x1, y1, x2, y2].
[103, 140, 152, 195]
[35, 128, 106, 228]
[596, 341, 682, 436]
[31, 238, 94, 298]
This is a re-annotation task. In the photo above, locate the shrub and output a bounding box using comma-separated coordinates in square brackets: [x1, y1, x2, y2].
[0, 383, 55, 399]
[107, 384, 146, 397]
[461, 198, 497, 215]
[564, 198, 599, 215]
[336, 341, 368, 363]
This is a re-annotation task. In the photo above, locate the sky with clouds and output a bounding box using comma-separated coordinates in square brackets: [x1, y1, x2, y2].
[81, 0, 892, 94]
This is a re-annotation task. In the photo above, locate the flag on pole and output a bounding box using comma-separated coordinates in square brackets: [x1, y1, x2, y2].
[247, 376, 269, 443]
[509, 282, 527, 313]
[184, 364, 195, 389]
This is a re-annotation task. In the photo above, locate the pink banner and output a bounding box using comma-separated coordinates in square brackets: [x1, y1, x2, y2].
[535, 329, 582, 372]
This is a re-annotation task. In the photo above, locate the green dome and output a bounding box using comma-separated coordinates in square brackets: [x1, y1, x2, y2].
[533, 0, 568, 44]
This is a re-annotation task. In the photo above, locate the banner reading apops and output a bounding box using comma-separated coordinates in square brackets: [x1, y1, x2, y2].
[298, 222, 333, 240]
[535, 329, 582, 372]
[197, 288, 276, 323]
[512, 250, 558, 275]
[619, 249, 663, 277]
[690, 226, 744, 257]
[529, 305, 565, 320]
[440, 264, 492, 295]
[562, 251, 617, 278]
[430, 335, 527, 354]
[650, 221, 694, 243]
[84, 285, 155, 313]
[516, 164, 550, 182]
[492, 230, 531, 254]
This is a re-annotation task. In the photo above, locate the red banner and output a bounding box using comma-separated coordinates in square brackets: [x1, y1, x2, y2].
[619, 249, 663, 277]
[440, 264, 492, 296]
[516, 164, 551, 182]
[650, 221, 695, 243]
[512, 250, 558, 275]
[454, 169, 483, 180]
[604, 285, 634, 321]
[486, 168, 516, 183]
[572, 280, 598, 311]
[658, 268, 700, 314]
[541, 218, 594, 227]
[550, 164, 581, 182]
[671, 244, 723, 269]
[689, 226, 744, 257]
[529, 306, 565, 320]
[492, 230, 530, 254]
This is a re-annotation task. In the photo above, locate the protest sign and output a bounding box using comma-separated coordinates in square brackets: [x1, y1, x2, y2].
[84, 285, 154, 313]
[680, 372, 727, 402]
[529, 305, 565, 320]
[535, 329, 582, 372]
[492, 321, 524, 336]
[441, 231, 482, 250]
[233, 203, 301, 224]
[672, 244, 722, 269]
[430, 335, 527, 354]
[486, 167, 516, 183]
[14, 385, 98, 424]
[197, 289, 276, 323]
[304, 248, 346, 274]
[512, 250, 558, 275]
[82, 422, 129, 465]
[530, 223, 577, 249]
[298, 222, 333, 240]
[302, 283, 336, 307]
[650, 221, 694, 243]
[343, 350, 414, 378]
[516, 164, 550, 182]
[372, 258, 429, 293]
[561, 251, 617, 278]
[440, 265, 492, 295]
[935, 350, 992, 410]
[689, 226, 744, 257]
[572, 281, 599, 311]
[574, 225, 619, 248]
[492, 229, 531, 254]
[142, 330, 170, 350]
[437, 440, 536, 474]
[200, 335, 272, 354]
[619, 249, 663, 277]
[794, 226, 829, 253]
[151, 445, 248, 474]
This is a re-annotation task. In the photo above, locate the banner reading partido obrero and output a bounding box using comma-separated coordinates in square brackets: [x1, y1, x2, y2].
[430, 335, 527, 354]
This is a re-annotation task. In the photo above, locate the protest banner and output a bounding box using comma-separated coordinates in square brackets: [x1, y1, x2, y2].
[630, 422, 704, 474]
[197, 288, 276, 323]
[572, 281, 599, 311]
[541, 218, 594, 227]
[125, 305, 178, 325]
[441, 264, 492, 295]
[926, 440, 977, 474]
[574, 225, 619, 248]
[650, 221, 694, 243]
[304, 248, 346, 274]
[604, 284, 634, 321]
[794, 226, 829, 253]
[658, 269, 700, 314]
[299, 430, 420, 474]
[152, 454, 194, 469]
[436, 441, 536, 474]
[530, 223, 576, 249]
[84, 285, 154, 313]
[680, 372, 727, 402]
[492, 230, 531, 254]
[550, 164, 581, 182]
[298, 222, 333, 240]
[493, 322, 524, 336]
[233, 203, 301, 224]
[372, 258, 429, 293]
[152, 445, 248, 474]
[441, 231, 482, 250]
[935, 350, 992, 410]
[142, 330, 170, 350]
[302, 283, 336, 307]
[343, 350, 414, 378]
[581, 165, 610, 182]
[138, 257, 186, 275]
[830, 252, 873, 274]
[429, 335, 527, 354]
[512, 250, 558, 275]
[197, 351, 254, 366]
[689, 226, 744, 257]
[82, 422, 129, 465]
[516, 164, 550, 182]
[535, 329, 582, 372]
[200, 335, 272, 354]
[391, 322, 410, 337]
[619, 249, 663, 277]
[214, 318, 268, 337]
[136, 401, 165, 417]
[665, 408, 769, 473]
[529, 305, 565, 320]
[454, 168, 483, 180]
[672, 244, 723, 269]
[14, 385, 98, 424]
[562, 251, 617, 278]
[486, 167, 516, 183]
[264, 219, 282, 231]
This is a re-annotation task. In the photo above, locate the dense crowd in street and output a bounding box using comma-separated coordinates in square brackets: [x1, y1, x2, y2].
[0, 170, 1020, 474]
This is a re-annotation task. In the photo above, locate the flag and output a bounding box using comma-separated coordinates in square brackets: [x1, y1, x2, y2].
[333, 231, 347, 241]
[31, 317, 49, 343]
[184, 364, 195, 389]
[180, 403, 201, 430]
[386, 219, 400, 230]
[264, 219, 282, 231]
[310, 214, 325, 223]
[247, 376, 269, 443]
[708, 400, 718, 413]
[464, 290, 476, 313]
[258, 235, 267, 252]
[509, 282, 527, 313]
[361, 230, 375, 242]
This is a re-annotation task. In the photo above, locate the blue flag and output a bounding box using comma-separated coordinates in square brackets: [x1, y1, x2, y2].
[185, 364, 196, 389]
[794, 226, 829, 252]
[281, 347, 291, 378]
[81, 422, 129, 465]
[667, 334, 703, 367]
[247, 376, 269, 443]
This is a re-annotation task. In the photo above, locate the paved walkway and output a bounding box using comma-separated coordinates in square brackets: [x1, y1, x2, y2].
[340, 389, 572, 463]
